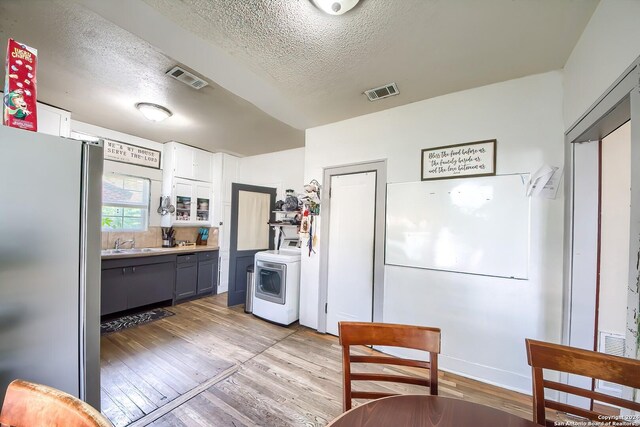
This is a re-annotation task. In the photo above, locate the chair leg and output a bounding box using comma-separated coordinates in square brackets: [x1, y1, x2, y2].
[342, 346, 352, 412]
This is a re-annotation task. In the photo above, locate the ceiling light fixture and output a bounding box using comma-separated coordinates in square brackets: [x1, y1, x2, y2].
[311, 0, 360, 15]
[135, 102, 173, 122]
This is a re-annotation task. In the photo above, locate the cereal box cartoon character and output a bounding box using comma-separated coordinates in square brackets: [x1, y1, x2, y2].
[3, 90, 31, 120]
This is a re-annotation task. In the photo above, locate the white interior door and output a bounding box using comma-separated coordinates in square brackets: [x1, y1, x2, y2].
[326, 172, 376, 336]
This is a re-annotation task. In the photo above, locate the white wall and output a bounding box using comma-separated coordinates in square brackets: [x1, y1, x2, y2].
[302, 71, 565, 392]
[563, 0, 640, 129]
[237, 147, 305, 201]
[70, 120, 165, 227]
[599, 122, 631, 336]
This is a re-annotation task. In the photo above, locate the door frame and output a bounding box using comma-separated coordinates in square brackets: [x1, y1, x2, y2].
[228, 183, 276, 307]
[317, 160, 387, 334]
[563, 56, 640, 403]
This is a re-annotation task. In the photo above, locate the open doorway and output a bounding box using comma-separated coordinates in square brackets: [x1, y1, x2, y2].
[564, 58, 639, 410]
[596, 122, 631, 400]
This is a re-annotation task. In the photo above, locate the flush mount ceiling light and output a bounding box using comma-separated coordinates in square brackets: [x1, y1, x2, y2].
[311, 0, 360, 15]
[135, 102, 173, 122]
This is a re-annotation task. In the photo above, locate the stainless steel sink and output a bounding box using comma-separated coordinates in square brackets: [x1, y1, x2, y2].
[101, 248, 162, 255]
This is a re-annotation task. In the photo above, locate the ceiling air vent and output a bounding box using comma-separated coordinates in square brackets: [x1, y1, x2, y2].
[364, 82, 399, 101]
[166, 66, 209, 90]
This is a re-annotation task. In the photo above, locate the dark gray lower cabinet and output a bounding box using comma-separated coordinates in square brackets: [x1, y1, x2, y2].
[176, 255, 198, 301]
[101, 254, 176, 316]
[197, 251, 218, 296]
[101, 267, 127, 315]
[128, 262, 175, 308]
[176, 251, 219, 302]
[102, 251, 219, 314]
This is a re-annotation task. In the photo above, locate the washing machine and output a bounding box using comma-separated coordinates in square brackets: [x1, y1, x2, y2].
[252, 240, 301, 326]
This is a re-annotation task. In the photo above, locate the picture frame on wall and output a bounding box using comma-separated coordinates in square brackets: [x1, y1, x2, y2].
[421, 139, 497, 181]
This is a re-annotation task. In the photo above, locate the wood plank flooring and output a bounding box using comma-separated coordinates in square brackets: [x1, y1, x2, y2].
[101, 293, 536, 426]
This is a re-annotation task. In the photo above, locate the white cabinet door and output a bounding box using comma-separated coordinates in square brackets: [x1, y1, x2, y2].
[222, 154, 239, 204]
[193, 149, 212, 182]
[211, 153, 224, 226]
[37, 104, 70, 137]
[195, 182, 212, 224]
[174, 178, 194, 223]
[174, 144, 194, 180]
[171, 179, 212, 226]
[218, 251, 229, 293]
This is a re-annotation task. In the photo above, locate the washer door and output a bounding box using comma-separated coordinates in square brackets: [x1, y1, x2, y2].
[255, 260, 286, 304]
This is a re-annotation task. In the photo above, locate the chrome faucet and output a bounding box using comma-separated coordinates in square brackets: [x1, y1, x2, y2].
[114, 238, 135, 250]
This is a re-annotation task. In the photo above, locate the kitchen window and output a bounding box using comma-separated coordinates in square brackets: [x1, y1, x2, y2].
[102, 174, 150, 231]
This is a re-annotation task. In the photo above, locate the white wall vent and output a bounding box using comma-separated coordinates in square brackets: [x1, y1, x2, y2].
[364, 82, 399, 101]
[166, 66, 209, 90]
[596, 331, 625, 397]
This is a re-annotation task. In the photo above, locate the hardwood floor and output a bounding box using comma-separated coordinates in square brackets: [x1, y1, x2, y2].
[101, 293, 535, 426]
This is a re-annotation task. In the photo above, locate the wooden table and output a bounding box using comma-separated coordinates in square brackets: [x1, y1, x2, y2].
[327, 395, 538, 427]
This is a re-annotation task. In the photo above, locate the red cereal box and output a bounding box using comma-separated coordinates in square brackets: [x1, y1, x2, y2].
[3, 39, 37, 131]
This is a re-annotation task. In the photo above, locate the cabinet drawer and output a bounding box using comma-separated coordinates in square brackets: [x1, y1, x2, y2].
[198, 251, 217, 261]
[177, 254, 197, 264]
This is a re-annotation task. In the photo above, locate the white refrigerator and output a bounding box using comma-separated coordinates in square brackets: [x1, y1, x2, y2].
[0, 125, 103, 409]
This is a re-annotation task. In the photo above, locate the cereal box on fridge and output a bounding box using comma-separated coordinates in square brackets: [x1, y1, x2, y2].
[3, 39, 37, 131]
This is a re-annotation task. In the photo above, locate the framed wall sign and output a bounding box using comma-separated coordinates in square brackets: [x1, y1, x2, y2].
[104, 139, 161, 169]
[421, 139, 496, 180]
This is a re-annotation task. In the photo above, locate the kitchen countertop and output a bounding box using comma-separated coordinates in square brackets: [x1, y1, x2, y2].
[101, 245, 219, 260]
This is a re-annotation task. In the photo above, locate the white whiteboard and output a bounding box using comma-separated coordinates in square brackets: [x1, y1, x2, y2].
[385, 174, 530, 279]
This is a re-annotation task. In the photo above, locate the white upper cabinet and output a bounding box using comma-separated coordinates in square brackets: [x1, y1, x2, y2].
[162, 141, 215, 227]
[171, 178, 212, 226]
[37, 103, 71, 137]
[193, 149, 212, 182]
[174, 143, 195, 179]
[167, 141, 213, 182]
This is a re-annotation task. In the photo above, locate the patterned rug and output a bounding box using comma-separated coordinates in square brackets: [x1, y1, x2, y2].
[100, 308, 175, 335]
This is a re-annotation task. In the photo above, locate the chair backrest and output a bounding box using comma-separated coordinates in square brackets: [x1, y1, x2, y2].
[526, 338, 640, 426]
[338, 321, 441, 412]
[0, 380, 113, 427]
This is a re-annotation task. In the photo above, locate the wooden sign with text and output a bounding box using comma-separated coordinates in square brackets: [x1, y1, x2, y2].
[104, 140, 161, 169]
[421, 139, 496, 180]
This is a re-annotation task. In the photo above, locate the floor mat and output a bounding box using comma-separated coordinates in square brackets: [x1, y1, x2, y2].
[100, 308, 175, 335]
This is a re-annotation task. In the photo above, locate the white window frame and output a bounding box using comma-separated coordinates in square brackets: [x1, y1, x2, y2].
[102, 173, 151, 232]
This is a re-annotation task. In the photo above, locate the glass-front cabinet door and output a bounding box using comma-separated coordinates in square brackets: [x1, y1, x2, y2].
[171, 178, 212, 226]
[196, 183, 211, 223]
[174, 180, 193, 223]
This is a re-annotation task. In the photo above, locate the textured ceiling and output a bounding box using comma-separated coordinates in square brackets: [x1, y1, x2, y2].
[0, 0, 303, 156]
[138, 0, 599, 128]
[1, 0, 598, 156]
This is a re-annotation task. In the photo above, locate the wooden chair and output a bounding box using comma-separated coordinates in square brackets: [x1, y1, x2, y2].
[0, 379, 113, 427]
[526, 338, 640, 426]
[338, 321, 441, 412]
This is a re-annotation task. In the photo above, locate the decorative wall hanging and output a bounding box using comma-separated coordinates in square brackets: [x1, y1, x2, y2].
[421, 139, 496, 181]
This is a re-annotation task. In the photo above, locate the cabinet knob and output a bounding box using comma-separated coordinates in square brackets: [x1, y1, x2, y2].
[122, 268, 125, 275]
[132, 267, 136, 273]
